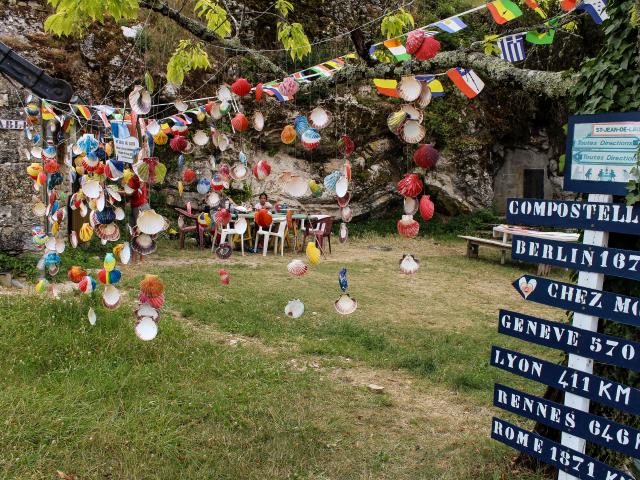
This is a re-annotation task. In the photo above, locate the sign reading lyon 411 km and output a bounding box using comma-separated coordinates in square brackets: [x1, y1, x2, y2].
[564, 111, 640, 196]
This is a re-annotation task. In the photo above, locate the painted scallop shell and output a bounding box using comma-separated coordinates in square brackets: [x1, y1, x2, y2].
[216, 243, 233, 260]
[419, 195, 435, 221]
[336, 192, 351, 208]
[231, 77, 251, 97]
[193, 130, 209, 146]
[129, 85, 152, 115]
[406, 30, 426, 55]
[335, 176, 349, 198]
[400, 120, 426, 144]
[284, 299, 305, 319]
[309, 107, 332, 130]
[78, 275, 97, 294]
[136, 209, 166, 235]
[403, 196, 419, 215]
[306, 242, 321, 266]
[131, 233, 157, 255]
[136, 317, 158, 341]
[206, 192, 222, 208]
[283, 174, 308, 198]
[301, 129, 321, 150]
[415, 36, 441, 61]
[417, 83, 432, 109]
[139, 292, 165, 309]
[397, 76, 422, 102]
[95, 223, 120, 242]
[281, 125, 297, 145]
[234, 217, 248, 234]
[219, 269, 230, 285]
[116, 242, 131, 264]
[253, 111, 265, 132]
[279, 76, 299, 97]
[140, 274, 165, 298]
[82, 179, 102, 199]
[102, 285, 122, 310]
[399, 254, 420, 275]
[341, 206, 353, 223]
[210, 102, 223, 120]
[217, 133, 230, 152]
[231, 112, 249, 132]
[397, 173, 423, 197]
[147, 120, 161, 135]
[68, 266, 86, 283]
[287, 259, 308, 277]
[334, 293, 358, 315]
[413, 143, 439, 169]
[401, 104, 424, 123]
[397, 215, 420, 239]
[253, 160, 271, 181]
[339, 222, 348, 243]
[227, 162, 248, 182]
[323, 171, 340, 193]
[197, 178, 211, 195]
[387, 110, 407, 134]
[217, 85, 232, 102]
[136, 303, 159, 321]
[214, 208, 232, 226]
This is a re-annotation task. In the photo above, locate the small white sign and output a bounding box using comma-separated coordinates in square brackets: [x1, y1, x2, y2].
[0, 119, 26, 130]
[113, 136, 139, 164]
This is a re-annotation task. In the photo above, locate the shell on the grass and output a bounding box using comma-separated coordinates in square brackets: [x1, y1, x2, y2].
[334, 293, 358, 315]
[399, 254, 420, 275]
[287, 259, 308, 277]
[135, 316, 158, 341]
[284, 299, 305, 319]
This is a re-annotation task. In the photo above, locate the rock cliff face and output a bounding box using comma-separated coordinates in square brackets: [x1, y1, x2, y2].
[0, 1, 569, 252]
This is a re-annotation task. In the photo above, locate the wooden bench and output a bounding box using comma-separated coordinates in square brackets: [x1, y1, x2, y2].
[458, 235, 511, 265]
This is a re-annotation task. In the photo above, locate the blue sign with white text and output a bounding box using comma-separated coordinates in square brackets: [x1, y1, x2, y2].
[512, 275, 640, 328]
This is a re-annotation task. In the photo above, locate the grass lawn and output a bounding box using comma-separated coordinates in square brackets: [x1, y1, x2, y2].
[0, 234, 567, 479]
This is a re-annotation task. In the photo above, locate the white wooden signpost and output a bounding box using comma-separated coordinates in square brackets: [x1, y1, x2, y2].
[492, 111, 640, 480]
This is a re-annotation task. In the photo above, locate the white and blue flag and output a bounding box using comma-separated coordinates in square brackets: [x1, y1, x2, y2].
[433, 16, 467, 33]
[497, 34, 526, 63]
[577, 0, 609, 24]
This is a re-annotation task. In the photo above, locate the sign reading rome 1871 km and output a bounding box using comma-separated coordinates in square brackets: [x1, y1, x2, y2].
[490, 111, 640, 480]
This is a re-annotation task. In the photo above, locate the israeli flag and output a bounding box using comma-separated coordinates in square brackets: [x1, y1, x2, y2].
[497, 34, 526, 63]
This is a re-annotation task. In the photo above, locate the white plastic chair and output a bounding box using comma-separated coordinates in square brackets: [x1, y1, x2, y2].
[213, 217, 248, 255]
[254, 219, 287, 256]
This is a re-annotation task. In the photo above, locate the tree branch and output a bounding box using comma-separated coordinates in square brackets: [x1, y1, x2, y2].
[297, 50, 576, 99]
[139, 0, 287, 78]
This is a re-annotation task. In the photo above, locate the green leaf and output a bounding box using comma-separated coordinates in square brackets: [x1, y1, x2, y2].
[166, 40, 210, 87]
[144, 72, 154, 94]
[381, 8, 415, 40]
[558, 154, 565, 173]
[194, 0, 231, 38]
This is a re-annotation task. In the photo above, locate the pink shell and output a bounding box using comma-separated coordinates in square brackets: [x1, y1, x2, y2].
[413, 144, 439, 169]
[287, 259, 308, 277]
[252, 160, 271, 180]
[406, 30, 426, 55]
[419, 195, 435, 221]
[219, 269, 230, 285]
[397, 215, 420, 239]
[415, 36, 441, 61]
[397, 173, 424, 197]
[214, 208, 231, 226]
[169, 135, 188, 153]
[139, 292, 165, 309]
[279, 77, 299, 97]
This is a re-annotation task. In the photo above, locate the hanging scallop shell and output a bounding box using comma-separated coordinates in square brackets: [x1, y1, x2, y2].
[323, 171, 341, 193]
[306, 242, 321, 266]
[399, 254, 420, 275]
[206, 192, 221, 209]
[419, 195, 435, 221]
[284, 299, 305, 319]
[136, 303, 159, 321]
[400, 120, 426, 144]
[139, 292, 165, 309]
[136, 317, 158, 341]
[210, 102, 223, 120]
[253, 111, 265, 132]
[231, 113, 249, 132]
[137, 209, 166, 235]
[287, 259, 308, 277]
[309, 107, 332, 130]
[397, 173, 423, 197]
[341, 206, 353, 223]
[234, 217, 248, 234]
[339, 222, 348, 243]
[334, 293, 357, 315]
[279, 76, 299, 97]
[131, 234, 157, 255]
[283, 174, 308, 197]
[403, 196, 419, 215]
[217, 85, 232, 102]
[413, 143, 439, 169]
[118, 242, 131, 264]
[129, 85, 152, 115]
[33, 201, 46, 217]
[301, 129, 321, 150]
[387, 110, 407, 134]
[82, 180, 102, 199]
[253, 160, 271, 181]
[397, 76, 422, 102]
[397, 215, 420, 238]
[335, 176, 349, 198]
[217, 134, 230, 152]
[70, 231, 78, 248]
[215, 242, 233, 260]
[193, 130, 209, 146]
[281, 125, 296, 145]
[174, 99, 188, 112]
[336, 192, 351, 208]
[230, 163, 249, 181]
[147, 120, 161, 135]
[401, 104, 424, 123]
[102, 285, 122, 310]
[417, 83, 432, 109]
[197, 178, 211, 195]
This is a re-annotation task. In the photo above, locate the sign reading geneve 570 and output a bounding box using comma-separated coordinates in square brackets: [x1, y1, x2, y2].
[564, 111, 640, 196]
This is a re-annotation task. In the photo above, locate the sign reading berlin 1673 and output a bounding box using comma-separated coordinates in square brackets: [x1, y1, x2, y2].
[564, 111, 640, 196]
[506, 198, 640, 235]
[512, 235, 640, 282]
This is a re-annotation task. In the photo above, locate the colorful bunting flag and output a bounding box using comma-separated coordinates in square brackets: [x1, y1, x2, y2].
[263, 82, 293, 102]
[446, 68, 485, 98]
[560, 0, 577, 11]
[497, 34, 526, 62]
[486, 0, 523, 24]
[41, 100, 59, 122]
[433, 16, 468, 33]
[524, 0, 547, 18]
[373, 79, 399, 97]
[383, 39, 411, 62]
[74, 104, 92, 120]
[415, 75, 445, 97]
[526, 21, 557, 45]
[577, 0, 609, 24]
[97, 111, 110, 128]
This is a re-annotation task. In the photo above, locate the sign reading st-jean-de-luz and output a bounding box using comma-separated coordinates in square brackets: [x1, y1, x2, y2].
[564, 111, 640, 196]
[511, 235, 640, 282]
[494, 383, 640, 459]
[491, 417, 634, 480]
[0, 119, 26, 130]
[506, 198, 640, 235]
[498, 309, 640, 372]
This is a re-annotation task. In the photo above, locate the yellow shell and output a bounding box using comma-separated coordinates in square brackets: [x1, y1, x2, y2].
[196, 110, 206, 122]
[104, 142, 113, 156]
[26, 163, 43, 177]
[122, 169, 135, 184]
[75, 166, 85, 175]
[79, 223, 94, 242]
[153, 130, 168, 145]
[178, 181, 184, 195]
[51, 221, 59, 236]
[306, 241, 321, 265]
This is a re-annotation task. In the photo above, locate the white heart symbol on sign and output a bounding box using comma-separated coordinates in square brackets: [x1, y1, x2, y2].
[518, 277, 537, 299]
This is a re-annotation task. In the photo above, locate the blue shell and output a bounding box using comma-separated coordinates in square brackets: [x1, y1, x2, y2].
[177, 155, 185, 170]
[33, 133, 41, 145]
[95, 207, 116, 225]
[294, 115, 309, 137]
[323, 170, 341, 193]
[43, 145, 57, 158]
[77, 134, 99, 153]
[197, 178, 211, 195]
[95, 147, 107, 160]
[338, 268, 348, 292]
[239, 151, 247, 165]
[48, 172, 63, 189]
[44, 253, 61, 267]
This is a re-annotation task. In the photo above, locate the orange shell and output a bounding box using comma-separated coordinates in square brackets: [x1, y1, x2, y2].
[255, 209, 273, 228]
[68, 266, 87, 284]
[139, 274, 165, 298]
[281, 125, 296, 145]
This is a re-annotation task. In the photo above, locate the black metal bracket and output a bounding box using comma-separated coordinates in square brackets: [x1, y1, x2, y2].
[0, 41, 74, 103]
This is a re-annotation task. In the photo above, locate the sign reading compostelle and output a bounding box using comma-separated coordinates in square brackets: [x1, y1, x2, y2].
[564, 111, 640, 195]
